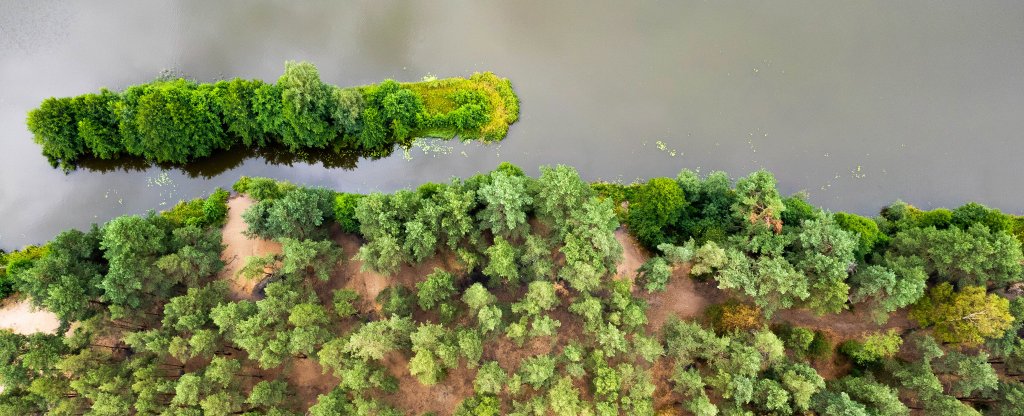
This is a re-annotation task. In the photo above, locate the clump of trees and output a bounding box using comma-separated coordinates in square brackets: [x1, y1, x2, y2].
[3, 164, 1024, 415]
[28, 62, 520, 171]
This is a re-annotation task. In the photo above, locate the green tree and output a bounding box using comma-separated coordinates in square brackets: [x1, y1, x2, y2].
[519, 355, 556, 389]
[276, 61, 336, 150]
[17, 227, 105, 322]
[828, 375, 908, 416]
[279, 238, 341, 281]
[512, 281, 559, 316]
[476, 171, 533, 239]
[560, 197, 623, 292]
[536, 165, 593, 232]
[732, 170, 785, 232]
[627, 177, 686, 248]
[789, 214, 858, 314]
[100, 214, 171, 311]
[483, 237, 519, 284]
[938, 351, 999, 397]
[887, 224, 1023, 287]
[247, 380, 290, 409]
[834, 212, 883, 259]
[716, 248, 808, 317]
[474, 361, 507, 395]
[839, 329, 903, 366]
[849, 261, 927, 324]
[244, 187, 335, 240]
[344, 315, 414, 361]
[637, 257, 671, 292]
[332, 289, 360, 318]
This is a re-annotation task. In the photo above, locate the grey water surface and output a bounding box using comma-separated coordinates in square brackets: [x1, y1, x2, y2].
[2, 0, 1023, 249]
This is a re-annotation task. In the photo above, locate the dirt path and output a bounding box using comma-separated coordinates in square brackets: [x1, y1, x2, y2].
[614, 227, 648, 280]
[217, 195, 282, 301]
[0, 297, 60, 335]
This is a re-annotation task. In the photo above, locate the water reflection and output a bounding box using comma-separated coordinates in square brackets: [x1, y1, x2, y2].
[74, 145, 397, 179]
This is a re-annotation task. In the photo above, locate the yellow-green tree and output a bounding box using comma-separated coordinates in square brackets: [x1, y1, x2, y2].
[911, 283, 1013, 346]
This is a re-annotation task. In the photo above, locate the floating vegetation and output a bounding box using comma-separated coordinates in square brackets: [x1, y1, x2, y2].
[655, 140, 682, 157]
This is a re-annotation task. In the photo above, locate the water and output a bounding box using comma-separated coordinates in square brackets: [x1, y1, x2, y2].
[2, 0, 1023, 249]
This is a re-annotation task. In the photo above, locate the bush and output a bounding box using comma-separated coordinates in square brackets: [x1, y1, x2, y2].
[637, 257, 672, 292]
[334, 193, 364, 234]
[833, 212, 882, 259]
[807, 331, 833, 360]
[377, 286, 414, 317]
[627, 178, 686, 249]
[839, 329, 902, 366]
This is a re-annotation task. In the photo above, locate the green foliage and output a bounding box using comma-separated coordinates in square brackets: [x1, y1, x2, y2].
[937, 351, 999, 397]
[559, 197, 622, 292]
[781, 195, 817, 230]
[474, 361, 507, 395]
[839, 329, 903, 366]
[732, 170, 785, 232]
[476, 170, 533, 239]
[519, 354, 557, 389]
[834, 212, 883, 259]
[512, 281, 559, 316]
[243, 187, 335, 240]
[627, 177, 686, 248]
[376, 285, 415, 317]
[637, 257, 671, 292]
[100, 214, 172, 311]
[911, 283, 1014, 346]
[331, 289, 360, 318]
[333, 193, 364, 234]
[343, 315, 414, 361]
[849, 261, 927, 324]
[886, 224, 1023, 287]
[409, 323, 458, 385]
[28, 63, 520, 170]
[828, 375, 908, 416]
[483, 236, 519, 283]
[716, 248, 808, 317]
[789, 214, 858, 314]
[279, 238, 341, 281]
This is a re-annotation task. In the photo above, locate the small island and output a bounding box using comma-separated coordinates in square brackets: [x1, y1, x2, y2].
[26, 62, 519, 171]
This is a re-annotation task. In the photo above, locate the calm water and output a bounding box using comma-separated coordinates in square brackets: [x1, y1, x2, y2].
[2, 1, 1023, 250]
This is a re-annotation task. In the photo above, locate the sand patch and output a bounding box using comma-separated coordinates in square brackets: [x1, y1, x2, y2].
[614, 227, 649, 280]
[218, 195, 282, 301]
[0, 297, 60, 335]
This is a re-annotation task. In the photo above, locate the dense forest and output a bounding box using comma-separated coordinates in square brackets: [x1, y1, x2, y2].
[25, 62, 519, 171]
[1, 164, 1023, 415]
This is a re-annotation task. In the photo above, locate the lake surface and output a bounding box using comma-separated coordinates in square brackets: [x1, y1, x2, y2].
[2, 1, 1023, 250]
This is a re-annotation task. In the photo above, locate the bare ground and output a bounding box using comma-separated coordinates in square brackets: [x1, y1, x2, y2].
[218, 195, 282, 301]
[0, 296, 60, 335]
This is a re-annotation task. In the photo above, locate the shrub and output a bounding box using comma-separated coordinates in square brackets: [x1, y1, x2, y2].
[637, 257, 672, 292]
[839, 329, 902, 366]
[626, 178, 686, 249]
[333, 193, 364, 234]
[807, 331, 833, 360]
[377, 286, 414, 317]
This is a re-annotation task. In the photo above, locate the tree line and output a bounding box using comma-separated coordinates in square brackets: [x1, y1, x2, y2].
[26, 62, 519, 171]
[1, 164, 1022, 415]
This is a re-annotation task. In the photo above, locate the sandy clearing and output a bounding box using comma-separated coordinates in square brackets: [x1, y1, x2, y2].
[218, 195, 282, 301]
[0, 297, 60, 335]
[615, 227, 649, 280]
